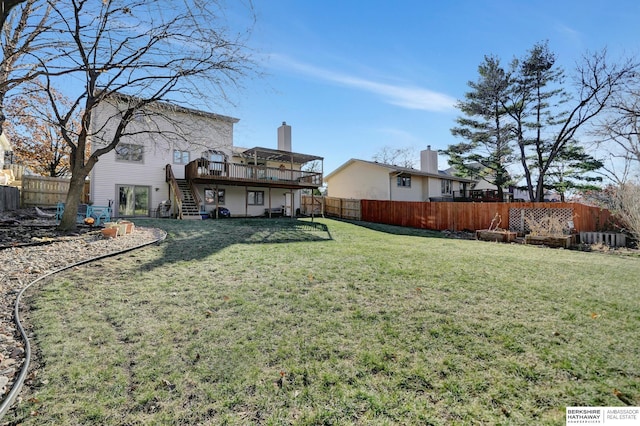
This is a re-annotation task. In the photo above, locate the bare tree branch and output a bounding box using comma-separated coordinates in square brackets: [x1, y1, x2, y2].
[0, 0, 52, 134]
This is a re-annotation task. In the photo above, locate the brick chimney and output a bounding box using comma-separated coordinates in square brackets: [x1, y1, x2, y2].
[278, 121, 291, 152]
[420, 145, 438, 173]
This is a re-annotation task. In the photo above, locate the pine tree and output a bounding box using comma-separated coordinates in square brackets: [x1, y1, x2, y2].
[542, 141, 603, 201]
[445, 55, 514, 200]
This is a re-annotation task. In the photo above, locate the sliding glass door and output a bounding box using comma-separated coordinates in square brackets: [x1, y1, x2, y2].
[117, 185, 150, 216]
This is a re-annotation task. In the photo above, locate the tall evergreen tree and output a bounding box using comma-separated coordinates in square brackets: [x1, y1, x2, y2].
[507, 41, 567, 201]
[445, 55, 514, 200]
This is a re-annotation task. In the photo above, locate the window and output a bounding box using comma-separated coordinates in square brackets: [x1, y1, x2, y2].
[204, 188, 225, 205]
[117, 185, 150, 216]
[208, 152, 225, 163]
[397, 174, 411, 187]
[173, 150, 190, 164]
[441, 179, 453, 195]
[115, 143, 143, 162]
[247, 190, 264, 205]
[203, 150, 226, 174]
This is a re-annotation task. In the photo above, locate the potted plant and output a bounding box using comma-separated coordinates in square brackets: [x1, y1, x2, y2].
[119, 220, 134, 234]
[100, 226, 118, 238]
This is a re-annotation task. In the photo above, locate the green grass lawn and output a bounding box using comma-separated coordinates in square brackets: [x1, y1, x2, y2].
[9, 218, 640, 425]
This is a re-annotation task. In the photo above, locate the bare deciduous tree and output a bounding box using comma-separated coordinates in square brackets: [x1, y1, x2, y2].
[29, 0, 255, 230]
[0, 0, 27, 28]
[507, 44, 637, 201]
[594, 80, 640, 182]
[609, 183, 640, 242]
[372, 145, 417, 168]
[1, 0, 51, 134]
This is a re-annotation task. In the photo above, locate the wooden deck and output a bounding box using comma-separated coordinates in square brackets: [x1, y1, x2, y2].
[185, 160, 322, 189]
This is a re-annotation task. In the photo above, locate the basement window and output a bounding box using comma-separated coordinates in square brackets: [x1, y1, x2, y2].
[247, 190, 264, 205]
[205, 188, 225, 205]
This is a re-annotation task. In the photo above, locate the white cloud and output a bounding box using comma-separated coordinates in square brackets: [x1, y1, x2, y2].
[267, 54, 456, 112]
[554, 23, 584, 48]
[376, 127, 422, 144]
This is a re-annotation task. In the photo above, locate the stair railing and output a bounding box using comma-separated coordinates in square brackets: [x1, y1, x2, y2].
[189, 179, 203, 215]
[165, 164, 184, 219]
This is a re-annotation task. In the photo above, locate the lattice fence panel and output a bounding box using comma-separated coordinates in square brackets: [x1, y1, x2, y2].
[509, 208, 573, 233]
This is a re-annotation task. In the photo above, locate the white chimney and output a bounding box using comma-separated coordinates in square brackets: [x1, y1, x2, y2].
[420, 145, 438, 173]
[278, 121, 291, 152]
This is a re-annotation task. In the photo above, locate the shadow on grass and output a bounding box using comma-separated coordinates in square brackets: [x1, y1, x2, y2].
[131, 217, 332, 270]
[334, 218, 446, 239]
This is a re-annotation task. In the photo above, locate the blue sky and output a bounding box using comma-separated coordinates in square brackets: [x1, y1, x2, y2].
[222, 0, 640, 175]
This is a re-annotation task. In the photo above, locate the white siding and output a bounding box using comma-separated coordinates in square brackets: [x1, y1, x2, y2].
[193, 185, 302, 218]
[90, 100, 235, 216]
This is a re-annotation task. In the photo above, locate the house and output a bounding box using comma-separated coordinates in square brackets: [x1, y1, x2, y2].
[325, 146, 474, 201]
[442, 163, 559, 202]
[0, 133, 15, 185]
[89, 97, 323, 219]
[441, 164, 516, 202]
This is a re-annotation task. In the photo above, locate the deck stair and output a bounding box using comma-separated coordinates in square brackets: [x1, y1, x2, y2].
[176, 179, 202, 219]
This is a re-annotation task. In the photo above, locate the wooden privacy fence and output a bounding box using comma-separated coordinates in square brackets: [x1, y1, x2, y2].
[300, 195, 324, 216]
[302, 195, 362, 219]
[359, 200, 616, 233]
[18, 175, 90, 208]
[325, 196, 361, 220]
[0, 186, 20, 211]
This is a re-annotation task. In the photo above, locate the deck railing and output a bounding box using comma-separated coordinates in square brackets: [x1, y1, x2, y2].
[165, 164, 183, 218]
[453, 189, 513, 202]
[185, 159, 322, 186]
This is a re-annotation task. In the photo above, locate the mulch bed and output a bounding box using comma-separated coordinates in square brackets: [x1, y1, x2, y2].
[0, 208, 97, 249]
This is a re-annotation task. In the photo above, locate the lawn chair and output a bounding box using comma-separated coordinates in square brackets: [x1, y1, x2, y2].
[55, 202, 112, 226]
[87, 205, 112, 226]
[55, 202, 65, 221]
[55, 202, 86, 223]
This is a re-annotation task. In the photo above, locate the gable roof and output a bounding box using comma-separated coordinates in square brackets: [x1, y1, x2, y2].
[106, 92, 240, 124]
[325, 158, 475, 183]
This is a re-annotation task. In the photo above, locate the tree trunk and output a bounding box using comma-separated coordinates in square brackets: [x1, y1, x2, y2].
[57, 174, 86, 231]
[517, 138, 535, 201]
[0, 1, 27, 29]
[535, 174, 545, 202]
